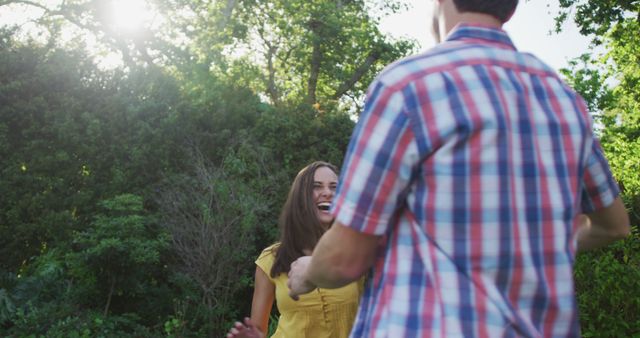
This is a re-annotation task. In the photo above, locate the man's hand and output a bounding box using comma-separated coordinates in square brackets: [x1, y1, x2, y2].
[287, 256, 316, 300]
[576, 197, 630, 252]
[287, 223, 379, 297]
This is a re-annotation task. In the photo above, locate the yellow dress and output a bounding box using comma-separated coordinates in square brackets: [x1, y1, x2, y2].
[256, 244, 363, 338]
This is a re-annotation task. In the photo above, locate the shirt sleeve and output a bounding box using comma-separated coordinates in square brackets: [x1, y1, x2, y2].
[331, 80, 419, 235]
[255, 246, 276, 282]
[580, 138, 620, 213]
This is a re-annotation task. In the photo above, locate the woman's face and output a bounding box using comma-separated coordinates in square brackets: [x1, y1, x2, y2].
[312, 166, 338, 227]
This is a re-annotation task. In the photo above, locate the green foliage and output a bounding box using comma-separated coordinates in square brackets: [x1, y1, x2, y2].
[232, 0, 415, 106]
[0, 195, 173, 336]
[163, 316, 182, 337]
[559, 54, 614, 113]
[44, 312, 154, 338]
[0, 0, 415, 108]
[0, 288, 15, 326]
[154, 143, 284, 334]
[1, 250, 89, 335]
[574, 227, 640, 337]
[0, 32, 296, 334]
[67, 194, 171, 318]
[253, 105, 355, 175]
[560, 4, 640, 220]
[555, 0, 640, 45]
[0, 31, 186, 273]
[557, 1, 640, 336]
[0, 32, 97, 271]
[0, 1, 402, 335]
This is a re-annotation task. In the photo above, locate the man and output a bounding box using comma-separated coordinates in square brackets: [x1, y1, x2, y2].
[287, 0, 630, 337]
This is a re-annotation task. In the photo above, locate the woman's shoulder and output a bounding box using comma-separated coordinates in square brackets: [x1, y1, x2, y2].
[256, 243, 280, 263]
[261, 243, 280, 254]
[255, 243, 280, 277]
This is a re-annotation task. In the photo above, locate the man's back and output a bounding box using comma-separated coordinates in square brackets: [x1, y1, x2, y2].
[286, 1, 629, 337]
[337, 24, 619, 337]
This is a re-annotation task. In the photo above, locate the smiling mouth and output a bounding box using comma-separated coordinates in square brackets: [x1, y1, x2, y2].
[317, 202, 331, 212]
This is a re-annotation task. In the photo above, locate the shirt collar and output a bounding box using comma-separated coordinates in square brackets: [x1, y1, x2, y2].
[445, 23, 516, 50]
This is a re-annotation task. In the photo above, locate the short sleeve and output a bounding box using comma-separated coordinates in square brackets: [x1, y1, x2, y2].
[331, 80, 419, 235]
[255, 245, 277, 282]
[580, 138, 621, 213]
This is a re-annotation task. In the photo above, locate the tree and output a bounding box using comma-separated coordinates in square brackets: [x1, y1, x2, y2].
[0, 0, 399, 334]
[154, 144, 272, 332]
[555, 1, 640, 336]
[555, 0, 639, 45]
[231, 0, 414, 108]
[67, 194, 170, 317]
[0, 30, 102, 271]
[0, 0, 414, 109]
[556, 0, 639, 219]
[252, 104, 355, 174]
[0, 0, 154, 66]
[0, 194, 171, 337]
[0, 30, 186, 272]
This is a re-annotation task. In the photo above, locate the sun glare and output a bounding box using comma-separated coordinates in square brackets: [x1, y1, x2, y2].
[109, 0, 154, 34]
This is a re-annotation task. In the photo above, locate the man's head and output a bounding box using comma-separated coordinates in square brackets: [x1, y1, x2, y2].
[430, 0, 518, 42]
[452, 0, 518, 23]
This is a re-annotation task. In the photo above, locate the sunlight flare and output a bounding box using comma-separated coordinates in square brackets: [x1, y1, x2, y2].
[108, 0, 154, 34]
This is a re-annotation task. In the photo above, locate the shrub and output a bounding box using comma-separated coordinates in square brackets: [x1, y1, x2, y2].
[575, 226, 640, 337]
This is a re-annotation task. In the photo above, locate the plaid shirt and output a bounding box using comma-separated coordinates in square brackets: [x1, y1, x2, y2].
[332, 24, 620, 338]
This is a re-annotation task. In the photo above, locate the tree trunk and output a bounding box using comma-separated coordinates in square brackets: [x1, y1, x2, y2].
[217, 0, 238, 32]
[266, 44, 280, 105]
[104, 276, 116, 317]
[307, 36, 322, 105]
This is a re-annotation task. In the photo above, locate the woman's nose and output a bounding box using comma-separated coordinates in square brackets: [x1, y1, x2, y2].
[321, 186, 333, 197]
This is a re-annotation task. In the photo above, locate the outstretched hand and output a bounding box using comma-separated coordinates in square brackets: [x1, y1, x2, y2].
[287, 255, 316, 300]
[226, 317, 264, 338]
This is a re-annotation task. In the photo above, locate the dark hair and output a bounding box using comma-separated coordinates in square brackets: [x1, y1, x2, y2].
[270, 161, 338, 277]
[452, 0, 518, 23]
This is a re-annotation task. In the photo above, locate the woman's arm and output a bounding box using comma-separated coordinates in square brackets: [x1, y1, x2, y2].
[227, 267, 275, 338]
[250, 266, 276, 334]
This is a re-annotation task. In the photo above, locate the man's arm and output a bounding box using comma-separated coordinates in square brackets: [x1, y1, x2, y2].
[288, 222, 380, 299]
[577, 196, 630, 252]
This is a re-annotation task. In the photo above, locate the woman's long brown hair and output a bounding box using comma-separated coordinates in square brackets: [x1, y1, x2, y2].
[270, 161, 338, 277]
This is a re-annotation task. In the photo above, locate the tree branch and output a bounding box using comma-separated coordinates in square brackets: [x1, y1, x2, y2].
[0, 0, 49, 10]
[332, 50, 380, 100]
[217, 0, 238, 32]
[257, 25, 280, 105]
[307, 19, 324, 104]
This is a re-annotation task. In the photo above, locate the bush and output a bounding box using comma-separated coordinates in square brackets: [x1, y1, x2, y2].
[575, 226, 640, 337]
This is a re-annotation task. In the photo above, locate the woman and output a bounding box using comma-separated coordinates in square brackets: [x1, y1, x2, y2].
[227, 161, 362, 338]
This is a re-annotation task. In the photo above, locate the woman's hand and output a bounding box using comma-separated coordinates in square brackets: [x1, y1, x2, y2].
[226, 317, 265, 338]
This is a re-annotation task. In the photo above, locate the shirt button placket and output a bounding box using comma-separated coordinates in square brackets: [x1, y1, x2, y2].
[317, 288, 331, 328]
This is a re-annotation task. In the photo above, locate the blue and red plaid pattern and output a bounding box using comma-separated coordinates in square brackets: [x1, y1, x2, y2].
[332, 24, 620, 338]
